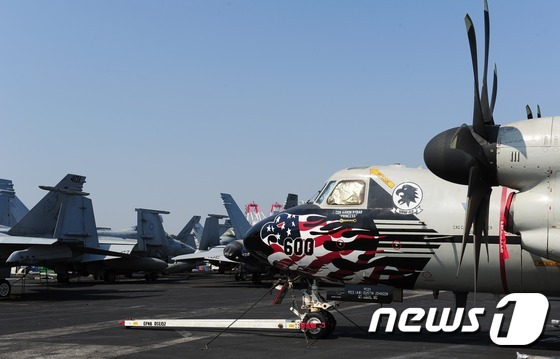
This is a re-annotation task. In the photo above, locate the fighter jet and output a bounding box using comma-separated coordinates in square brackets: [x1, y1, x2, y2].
[171, 214, 237, 272]
[98, 209, 196, 277]
[0, 174, 167, 296]
[0, 179, 29, 228]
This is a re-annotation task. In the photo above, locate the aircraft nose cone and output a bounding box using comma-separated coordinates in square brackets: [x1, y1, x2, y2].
[243, 217, 274, 263]
[223, 240, 244, 262]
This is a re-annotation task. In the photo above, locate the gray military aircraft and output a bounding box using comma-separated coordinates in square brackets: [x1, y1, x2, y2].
[98, 209, 195, 277]
[242, 1, 560, 339]
[171, 214, 237, 272]
[0, 179, 29, 227]
[0, 174, 167, 295]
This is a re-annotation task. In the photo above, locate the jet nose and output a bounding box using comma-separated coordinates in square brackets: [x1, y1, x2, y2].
[223, 240, 244, 262]
[243, 217, 274, 263]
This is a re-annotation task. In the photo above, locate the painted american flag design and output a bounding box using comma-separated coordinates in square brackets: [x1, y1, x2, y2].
[258, 212, 425, 285]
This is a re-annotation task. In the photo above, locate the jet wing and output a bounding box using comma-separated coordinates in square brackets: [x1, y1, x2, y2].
[79, 237, 137, 261]
[0, 236, 58, 245]
[172, 246, 236, 263]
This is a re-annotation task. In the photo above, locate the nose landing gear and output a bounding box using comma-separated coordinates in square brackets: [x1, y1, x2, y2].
[286, 279, 338, 339]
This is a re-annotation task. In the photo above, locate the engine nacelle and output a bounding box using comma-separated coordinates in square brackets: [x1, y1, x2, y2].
[507, 180, 560, 261]
[497, 117, 560, 191]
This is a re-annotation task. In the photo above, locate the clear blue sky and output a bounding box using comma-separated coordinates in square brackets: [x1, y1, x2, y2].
[1, 1, 559, 233]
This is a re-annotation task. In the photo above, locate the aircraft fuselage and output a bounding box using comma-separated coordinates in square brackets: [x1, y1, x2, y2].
[244, 165, 560, 295]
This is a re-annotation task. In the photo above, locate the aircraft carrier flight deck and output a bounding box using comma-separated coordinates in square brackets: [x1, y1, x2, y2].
[1, 271, 559, 359]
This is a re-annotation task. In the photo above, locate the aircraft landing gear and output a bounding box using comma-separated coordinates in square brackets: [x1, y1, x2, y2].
[289, 279, 338, 339]
[0, 279, 11, 298]
[301, 310, 336, 339]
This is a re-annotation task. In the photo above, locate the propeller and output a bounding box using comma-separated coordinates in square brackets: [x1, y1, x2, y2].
[424, 0, 499, 292]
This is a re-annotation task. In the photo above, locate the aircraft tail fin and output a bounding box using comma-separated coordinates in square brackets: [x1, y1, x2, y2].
[220, 193, 251, 240]
[193, 223, 203, 246]
[199, 215, 219, 250]
[176, 215, 201, 249]
[9, 175, 99, 248]
[135, 208, 170, 252]
[54, 195, 99, 248]
[0, 179, 29, 227]
[284, 193, 299, 210]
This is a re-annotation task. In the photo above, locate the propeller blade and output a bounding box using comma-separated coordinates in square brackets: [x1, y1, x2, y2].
[537, 104, 542, 118]
[480, 190, 491, 262]
[480, 0, 494, 125]
[456, 166, 486, 273]
[473, 187, 492, 294]
[465, 15, 487, 139]
[490, 64, 498, 114]
[526, 105, 533, 119]
[450, 124, 488, 165]
[456, 166, 492, 294]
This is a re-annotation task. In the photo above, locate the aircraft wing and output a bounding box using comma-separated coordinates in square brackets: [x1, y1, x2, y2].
[0, 236, 58, 245]
[172, 246, 237, 263]
[2, 237, 138, 264]
[77, 243, 137, 262]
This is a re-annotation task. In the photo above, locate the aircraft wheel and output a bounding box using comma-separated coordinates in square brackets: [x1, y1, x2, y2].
[302, 312, 334, 339]
[234, 273, 240, 281]
[320, 310, 337, 337]
[104, 271, 116, 283]
[0, 280, 11, 298]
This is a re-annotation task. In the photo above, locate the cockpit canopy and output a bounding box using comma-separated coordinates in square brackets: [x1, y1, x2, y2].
[315, 180, 366, 206]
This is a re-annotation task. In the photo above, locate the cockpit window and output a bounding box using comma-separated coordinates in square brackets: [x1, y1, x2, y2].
[326, 180, 365, 205]
[315, 181, 336, 204]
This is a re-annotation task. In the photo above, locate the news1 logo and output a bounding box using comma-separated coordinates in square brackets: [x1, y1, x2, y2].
[368, 293, 549, 346]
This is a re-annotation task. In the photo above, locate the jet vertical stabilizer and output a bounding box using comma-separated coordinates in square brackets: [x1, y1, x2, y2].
[53, 194, 99, 248]
[199, 216, 220, 250]
[135, 208, 170, 252]
[220, 193, 251, 240]
[8, 174, 89, 238]
[193, 223, 203, 245]
[176, 215, 201, 249]
[0, 179, 29, 227]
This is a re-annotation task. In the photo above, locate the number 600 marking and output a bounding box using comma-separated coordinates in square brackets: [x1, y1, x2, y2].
[284, 238, 314, 256]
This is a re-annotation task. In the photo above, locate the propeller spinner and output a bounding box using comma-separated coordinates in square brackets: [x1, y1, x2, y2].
[424, 0, 500, 288]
